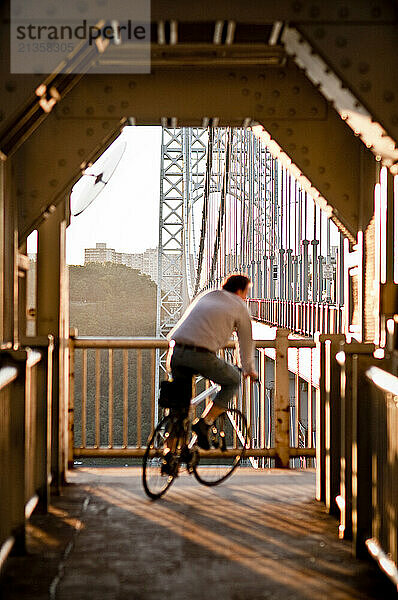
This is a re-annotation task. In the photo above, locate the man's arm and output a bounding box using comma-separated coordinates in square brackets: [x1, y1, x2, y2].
[235, 306, 257, 378]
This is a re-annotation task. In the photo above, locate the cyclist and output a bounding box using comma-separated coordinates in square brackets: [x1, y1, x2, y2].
[167, 274, 257, 450]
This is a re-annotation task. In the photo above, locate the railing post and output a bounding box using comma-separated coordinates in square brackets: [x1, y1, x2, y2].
[337, 343, 377, 556]
[6, 349, 28, 554]
[68, 329, 77, 469]
[274, 328, 290, 468]
[32, 336, 54, 513]
[316, 333, 345, 508]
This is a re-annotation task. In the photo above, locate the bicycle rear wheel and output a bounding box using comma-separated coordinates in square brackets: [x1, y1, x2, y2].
[192, 407, 249, 486]
[142, 414, 179, 500]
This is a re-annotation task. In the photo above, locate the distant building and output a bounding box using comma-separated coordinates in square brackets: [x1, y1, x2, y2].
[84, 243, 158, 282]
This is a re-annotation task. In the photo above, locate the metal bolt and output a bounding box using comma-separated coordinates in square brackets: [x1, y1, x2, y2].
[383, 90, 395, 103]
[314, 28, 325, 39]
[5, 81, 16, 93]
[359, 80, 371, 93]
[358, 62, 370, 74]
[335, 36, 347, 48]
[340, 57, 351, 69]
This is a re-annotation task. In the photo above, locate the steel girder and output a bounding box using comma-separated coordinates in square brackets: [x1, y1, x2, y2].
[5, 59, 374, 244]
[293, 20, 398, 168]
[150, 0, 396, 24]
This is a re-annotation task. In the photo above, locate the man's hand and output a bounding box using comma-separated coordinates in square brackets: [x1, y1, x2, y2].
[243, 370, 258, 381]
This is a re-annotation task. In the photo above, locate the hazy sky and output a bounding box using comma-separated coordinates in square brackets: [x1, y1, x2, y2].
[28, 126, 162, 265]
[67, 125, 162, 265]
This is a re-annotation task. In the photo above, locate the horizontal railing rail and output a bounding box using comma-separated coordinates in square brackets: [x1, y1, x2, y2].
[69, 332, 317, 467]
[248, 298, 344, 336]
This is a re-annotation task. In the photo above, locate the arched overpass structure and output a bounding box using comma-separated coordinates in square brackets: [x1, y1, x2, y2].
[1, 1, 398, 591]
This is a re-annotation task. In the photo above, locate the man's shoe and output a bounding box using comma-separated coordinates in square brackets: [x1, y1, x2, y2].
[192, 418, 211, 450]
[161, 451, 177, 477]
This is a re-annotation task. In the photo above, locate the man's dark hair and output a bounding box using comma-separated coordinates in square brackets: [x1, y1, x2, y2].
[222, 274, 251, 293]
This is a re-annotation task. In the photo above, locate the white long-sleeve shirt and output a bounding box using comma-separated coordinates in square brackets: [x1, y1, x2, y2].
[168, 289, 255, 373]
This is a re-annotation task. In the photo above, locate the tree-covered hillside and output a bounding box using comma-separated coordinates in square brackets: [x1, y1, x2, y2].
[69, 263, 157, 453]
[69, 262, 156, 336]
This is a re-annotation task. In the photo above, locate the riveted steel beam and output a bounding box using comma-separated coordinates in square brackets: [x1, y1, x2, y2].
[11, 58, 373, 242]
[150, 0, 397, 24]
[288, 21, 398, 169]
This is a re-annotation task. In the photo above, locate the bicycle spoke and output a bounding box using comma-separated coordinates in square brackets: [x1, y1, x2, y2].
[193, 408, 249, 486]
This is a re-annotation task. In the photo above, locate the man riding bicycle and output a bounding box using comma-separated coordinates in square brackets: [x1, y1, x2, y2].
[167, 274, 257, 450]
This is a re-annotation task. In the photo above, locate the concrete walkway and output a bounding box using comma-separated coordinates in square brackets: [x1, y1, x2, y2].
[1, 468, 396, 599]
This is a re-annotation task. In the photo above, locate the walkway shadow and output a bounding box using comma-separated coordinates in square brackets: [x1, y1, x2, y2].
[1, 468, 396, 600]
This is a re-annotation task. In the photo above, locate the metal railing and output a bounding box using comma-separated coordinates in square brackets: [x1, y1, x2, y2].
[0, 364, 19, 570]
[0, 337, 54, 571]
[69, 332, 317, 467]
[365, 367, 398, 589]
[248, 298, 344, 336]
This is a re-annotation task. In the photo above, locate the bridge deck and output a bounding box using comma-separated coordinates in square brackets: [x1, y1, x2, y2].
[1, 469, 395, 600]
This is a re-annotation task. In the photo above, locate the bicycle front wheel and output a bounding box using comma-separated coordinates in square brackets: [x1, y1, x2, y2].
[142, 415, 179, 500]
[193, 407, 249, 486]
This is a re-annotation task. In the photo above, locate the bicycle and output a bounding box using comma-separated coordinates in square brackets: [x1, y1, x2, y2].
[142, 377, 249, 500]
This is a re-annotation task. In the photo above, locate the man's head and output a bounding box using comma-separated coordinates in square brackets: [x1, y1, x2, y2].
[222, 274, 251, 299]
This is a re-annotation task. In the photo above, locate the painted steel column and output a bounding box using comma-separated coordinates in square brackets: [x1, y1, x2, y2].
[311, 240, 319, 301]
[301, 240, 309, 301]
[286, 249, 293, 300]
[318, 255, 324, 302]
[0, 160, 18, 345]
[37, 200, 69, 489]
[278, 249, 284, 299]
[274, 328, 290, 468]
